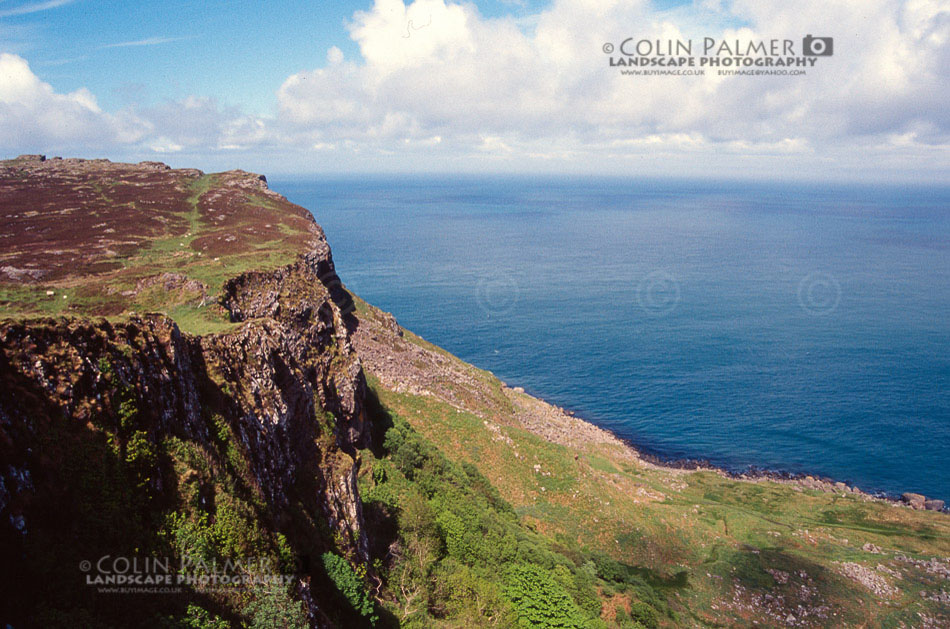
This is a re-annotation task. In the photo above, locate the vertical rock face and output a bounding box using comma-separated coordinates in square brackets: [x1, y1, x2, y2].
[220, 247, 365, 451]
[0, 241, 373, 614]
[212, 245, 370, 558]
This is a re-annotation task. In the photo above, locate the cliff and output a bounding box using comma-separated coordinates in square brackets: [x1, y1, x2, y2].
[1, 156, 948, 629]
[0, 156, 373, 627]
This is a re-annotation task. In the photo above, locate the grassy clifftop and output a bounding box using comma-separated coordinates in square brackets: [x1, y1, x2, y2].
[0, 155, 322, 334]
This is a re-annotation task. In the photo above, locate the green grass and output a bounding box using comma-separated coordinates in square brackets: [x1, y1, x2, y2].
[0, 286, 70, 317]
[166, 304, 240, 335]
[358, 312, 950, 627]
[1, 173, 307, 335]
[358, 390, 676, 628]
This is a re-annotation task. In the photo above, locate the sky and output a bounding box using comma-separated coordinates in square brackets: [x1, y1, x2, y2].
[0, 0, 947, 182]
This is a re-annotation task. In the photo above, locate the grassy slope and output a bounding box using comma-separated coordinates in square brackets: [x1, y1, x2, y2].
[353, 297, 950, 628]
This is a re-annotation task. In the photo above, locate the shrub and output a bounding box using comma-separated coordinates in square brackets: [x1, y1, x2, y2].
[162, 604, 230, 629]
[243, 585, 308, 629]
[503, 564, 587, 629]
[436, 509, 479, 565]
[321, 552, 377, 624]
[125, 430, 158, 489]
[614, 609, 644, 629]
[210, 494, 265, 559]
[628, 601, 659, 629]
[384, 423, 427, 477]
[431, 559, 516, 626]
[163, 511, 217, 563]
[275, 533, 295, 573]
[552, 564, 602, 621]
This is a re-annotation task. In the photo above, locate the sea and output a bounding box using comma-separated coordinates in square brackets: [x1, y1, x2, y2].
[272, 176, 950, 501]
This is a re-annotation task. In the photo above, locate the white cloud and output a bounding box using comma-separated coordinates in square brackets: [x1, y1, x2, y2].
[148, 137, 183, 153]
[99, 36, 191, 49]
[0, 1, 948, 180]
[0, 53, 146, 149]
[0, 0, 76, 19]
[271, 0, 950, 177]
[0, 55, 274, 156]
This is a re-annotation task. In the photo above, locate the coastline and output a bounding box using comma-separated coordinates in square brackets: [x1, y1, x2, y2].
[349, 297, 948, 515]
[282, 176, 950, 520]
[528, 389, 949, 513]
[6, 157, 949, 627]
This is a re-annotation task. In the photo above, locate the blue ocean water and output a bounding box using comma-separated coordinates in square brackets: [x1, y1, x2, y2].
[272, 176, 950, 500]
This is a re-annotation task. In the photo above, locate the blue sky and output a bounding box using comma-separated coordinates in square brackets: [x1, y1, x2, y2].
[0, 0, 946, 181]
[11, 0, 369, 113]
[9, 0, 570, 113]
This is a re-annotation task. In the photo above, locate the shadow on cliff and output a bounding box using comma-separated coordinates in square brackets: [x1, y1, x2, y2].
[707, 545, 860, 625]
[0, 315, 384, 627]
[0, 345, 241, 626]
[361, 385, 400, 560]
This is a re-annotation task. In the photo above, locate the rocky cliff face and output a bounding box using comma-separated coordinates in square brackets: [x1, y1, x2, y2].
[214, 245, 369, 555]
[0, 157, 373, 626]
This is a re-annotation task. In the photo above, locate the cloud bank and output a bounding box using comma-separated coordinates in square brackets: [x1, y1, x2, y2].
[0, 53, 143, 148]
[1, 0, 948, 180]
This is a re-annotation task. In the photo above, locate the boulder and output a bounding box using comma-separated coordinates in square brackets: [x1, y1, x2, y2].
[380, 311, 402, 337]
[924, 499, 945, 511]
[901, 492, 927, 509]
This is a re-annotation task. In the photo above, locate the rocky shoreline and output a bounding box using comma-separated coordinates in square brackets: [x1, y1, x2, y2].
[542, 399, 948, 513]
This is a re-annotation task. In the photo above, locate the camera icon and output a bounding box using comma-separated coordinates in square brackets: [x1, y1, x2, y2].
[803, 35, 833, 56]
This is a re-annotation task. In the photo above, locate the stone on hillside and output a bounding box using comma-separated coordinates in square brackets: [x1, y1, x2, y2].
[380, 311, 402, 337]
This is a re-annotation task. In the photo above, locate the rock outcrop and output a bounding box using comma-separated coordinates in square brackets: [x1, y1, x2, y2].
[902, 492, 946, 511]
